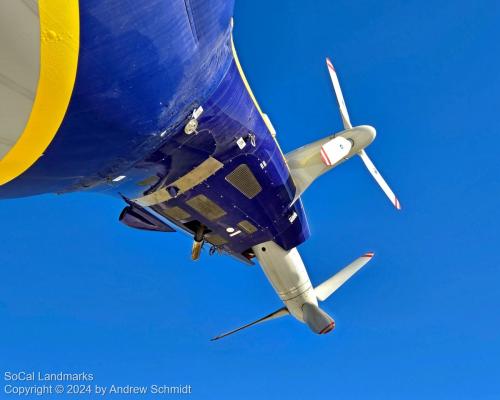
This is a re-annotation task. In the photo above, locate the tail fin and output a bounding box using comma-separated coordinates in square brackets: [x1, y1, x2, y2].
[211, 307, 289, 341]
[315, 252, 374, 302]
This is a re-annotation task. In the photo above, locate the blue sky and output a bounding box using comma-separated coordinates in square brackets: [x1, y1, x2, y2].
[1, 0, 500, 398]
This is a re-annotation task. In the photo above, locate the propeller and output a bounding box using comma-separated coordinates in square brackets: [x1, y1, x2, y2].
[326, 57, 401, 210]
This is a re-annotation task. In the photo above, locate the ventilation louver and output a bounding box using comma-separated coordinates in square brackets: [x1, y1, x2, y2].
[237, 220, 257, 234]
[206, 234, 228, 246]
[185, 194, 226, 221]
[159, 206, 191, 221]
[225, 164, 262, 199]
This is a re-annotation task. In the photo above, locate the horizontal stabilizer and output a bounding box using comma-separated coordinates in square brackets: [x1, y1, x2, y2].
[211, 307, 289, 341]
[315, 252, 374, 302]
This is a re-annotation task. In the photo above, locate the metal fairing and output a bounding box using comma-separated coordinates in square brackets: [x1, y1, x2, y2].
[0, 0, 310, 257]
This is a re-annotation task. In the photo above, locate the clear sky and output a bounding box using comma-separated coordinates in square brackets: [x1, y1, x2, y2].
[1, 0, 499, 398]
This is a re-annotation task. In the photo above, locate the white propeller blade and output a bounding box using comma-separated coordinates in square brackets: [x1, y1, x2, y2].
[326, 57, 352, 129]
[358, 150, 401, 210]
[325, 57, 401, 210]
[211, 307, 289, 341]
[315, 252, 374, 302]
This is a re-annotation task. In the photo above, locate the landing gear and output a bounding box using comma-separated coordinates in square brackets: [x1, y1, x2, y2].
[191, 224, 206, 261]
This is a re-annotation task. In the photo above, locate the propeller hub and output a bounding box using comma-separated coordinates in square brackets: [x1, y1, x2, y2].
[337, 125, 376, 155]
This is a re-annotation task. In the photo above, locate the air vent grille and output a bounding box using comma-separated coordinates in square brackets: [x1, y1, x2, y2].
[206, 234, 228, 246]
[225, 164, 262, 199]
[159, 206, 191, 221]
[237, 220, 257, 234]
[185, 194, 226, 221]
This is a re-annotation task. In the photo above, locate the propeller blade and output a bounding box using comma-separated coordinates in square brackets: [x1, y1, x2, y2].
[315, 252, 374, 302]
[326, 57, 352, 130]
[358, 150, 401, 210]
[211, 307, 289, 341]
